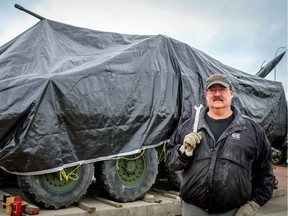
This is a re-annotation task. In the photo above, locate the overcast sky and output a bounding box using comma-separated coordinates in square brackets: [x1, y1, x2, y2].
[1, 0, 287, 96]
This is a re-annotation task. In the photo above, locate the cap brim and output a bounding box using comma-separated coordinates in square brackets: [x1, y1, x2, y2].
[207, 80, 230, 89]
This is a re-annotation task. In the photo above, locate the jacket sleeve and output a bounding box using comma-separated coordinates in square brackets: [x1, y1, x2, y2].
[251, 124, 274, 206]
[165, 120, 192, 172]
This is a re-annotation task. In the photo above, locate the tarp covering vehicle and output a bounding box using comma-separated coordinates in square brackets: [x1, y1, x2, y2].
[0, 19, 287, 175]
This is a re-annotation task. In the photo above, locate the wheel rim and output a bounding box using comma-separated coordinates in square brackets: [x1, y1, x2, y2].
[272, 151, 282, 164]
[42, 167, 80, 192]
[272, 156, 281, 164]
[116, 153, 147, 187]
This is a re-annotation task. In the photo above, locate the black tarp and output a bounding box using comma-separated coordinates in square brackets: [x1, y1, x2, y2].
[0, 19, 287, 175]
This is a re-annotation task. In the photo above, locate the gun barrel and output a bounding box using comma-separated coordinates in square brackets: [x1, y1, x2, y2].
[255, 51, 286, 78]
[14, 4, 45, 20]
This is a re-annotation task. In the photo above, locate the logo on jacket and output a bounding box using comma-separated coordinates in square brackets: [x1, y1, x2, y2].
[231, 133, 240, 140]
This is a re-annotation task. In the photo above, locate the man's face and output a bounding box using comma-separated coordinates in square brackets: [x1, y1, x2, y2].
[205, 84, 234, 110]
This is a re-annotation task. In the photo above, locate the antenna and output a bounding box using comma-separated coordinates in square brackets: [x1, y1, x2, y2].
[14, 4, 45, 20]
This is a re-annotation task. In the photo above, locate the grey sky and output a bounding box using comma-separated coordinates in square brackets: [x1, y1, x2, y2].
[0, 0, 287, 96]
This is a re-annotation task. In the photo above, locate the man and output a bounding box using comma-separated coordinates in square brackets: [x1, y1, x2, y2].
[166, 74, 274, 216]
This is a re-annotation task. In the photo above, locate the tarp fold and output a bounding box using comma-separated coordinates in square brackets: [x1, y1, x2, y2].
[0, 19, 286, 174]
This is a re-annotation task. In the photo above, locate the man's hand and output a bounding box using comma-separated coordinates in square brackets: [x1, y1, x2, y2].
[179, 132, 202, 156]
[235, 201, 260, 216]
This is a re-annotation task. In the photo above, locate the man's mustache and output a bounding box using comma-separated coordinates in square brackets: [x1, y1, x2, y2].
[212, 96, 223, 101]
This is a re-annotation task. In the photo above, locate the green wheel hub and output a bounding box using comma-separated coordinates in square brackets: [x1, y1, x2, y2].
[116, 153, 147, 187]
[42, 167, 80, 192]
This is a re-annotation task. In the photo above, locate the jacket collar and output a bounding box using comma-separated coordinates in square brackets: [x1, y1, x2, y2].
[198, 105, 246, 134]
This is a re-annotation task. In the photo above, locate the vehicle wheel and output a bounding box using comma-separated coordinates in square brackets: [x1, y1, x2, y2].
[95, 148, 158, 202]
[271, 147, 284, 164]
[17, 163, 94, 209]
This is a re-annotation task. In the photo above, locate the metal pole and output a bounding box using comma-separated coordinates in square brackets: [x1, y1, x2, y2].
[274, 47, 286, 81]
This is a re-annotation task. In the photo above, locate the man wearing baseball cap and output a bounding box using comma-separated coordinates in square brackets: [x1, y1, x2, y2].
[166, 73, 274, 215]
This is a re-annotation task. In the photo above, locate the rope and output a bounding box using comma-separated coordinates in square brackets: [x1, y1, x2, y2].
[116, 147, 146, 170]
[59, 163, 82, 181]
[158, 141, 167, 162]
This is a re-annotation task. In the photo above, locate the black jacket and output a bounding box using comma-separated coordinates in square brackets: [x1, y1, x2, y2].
[166, 106, 274, 213]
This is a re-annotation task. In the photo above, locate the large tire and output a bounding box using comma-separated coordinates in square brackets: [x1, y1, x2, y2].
[271, 147, 284, 164]
[95, 148, 158, 202]
[17, 163, 94, 209]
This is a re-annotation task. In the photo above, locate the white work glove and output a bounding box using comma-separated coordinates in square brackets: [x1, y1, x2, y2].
[235, 201, 260, 216]
[179, 132, 202, 156]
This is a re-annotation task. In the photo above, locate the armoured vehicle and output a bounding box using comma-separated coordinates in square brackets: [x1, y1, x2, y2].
[0, 5, 286, 209]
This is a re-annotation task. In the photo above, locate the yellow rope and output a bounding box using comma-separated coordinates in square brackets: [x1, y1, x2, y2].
[158, 141, 167, 162]
[59, 163, 82, 181]
[116, 147, 146, 170]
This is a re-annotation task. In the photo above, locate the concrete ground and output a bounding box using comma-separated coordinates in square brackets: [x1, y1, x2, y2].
[256, 165, 287, 216]
[0, 165, 287, 216]
[273, 165, 287, 195]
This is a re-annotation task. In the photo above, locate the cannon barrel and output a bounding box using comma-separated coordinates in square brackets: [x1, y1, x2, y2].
[255, 51, 286, 78]
[14, 4, 45, 20]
